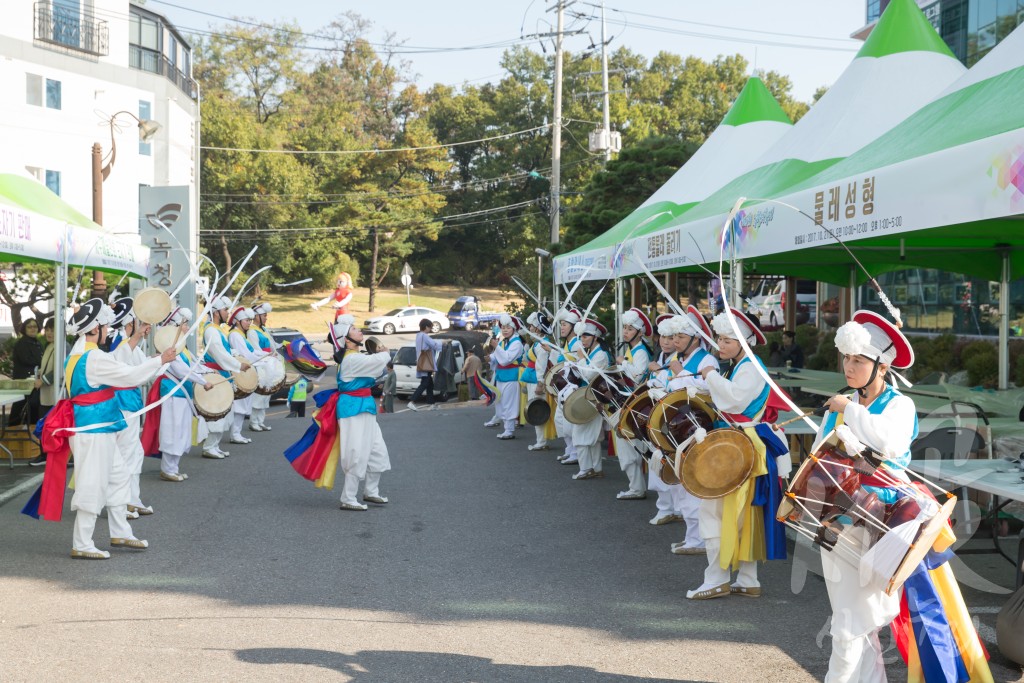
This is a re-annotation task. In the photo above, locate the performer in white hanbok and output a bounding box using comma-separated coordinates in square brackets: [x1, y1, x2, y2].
[613, 307, 653, 500]
[814, 311, 991, 683]
[646, 315, 684, 525]
[144, 307, 213, 482]
[522, 311, 555, 451]
[200, 296, 247, 458]
[49, 299, 177, 558]
[567, 318, 611, 480]
[487, 314, 525, 440]
[665, 306, 719, 555]
[688, 307, 787, 601]
[227, 306, 262, 444]
[108, 298, 153, 518]
[553, 307, 583, 464]
[330, 315, 393, 510]
[247, 301, 279, 432]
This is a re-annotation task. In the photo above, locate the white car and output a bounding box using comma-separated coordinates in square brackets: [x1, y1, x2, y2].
[393, 340, 466, 399]
[745, 278, 816, 329]
[364, 307, 450, 335]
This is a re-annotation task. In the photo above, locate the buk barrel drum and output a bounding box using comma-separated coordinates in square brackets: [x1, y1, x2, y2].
[645, 390, 717, 455]
[563, 386, 601, 425]
[616, 384, 655, 441]
[544, 362, 583, 397]
[776, 433, 957, 596]
[133, 288, 173, 325]
[194, 374, 234, 421]
[253, 355, 287, 396]
[680, 428, 756, 499]
[588, 370, 634, 413]
[231, 367, 259, 399]
[153, 325, 186, 354]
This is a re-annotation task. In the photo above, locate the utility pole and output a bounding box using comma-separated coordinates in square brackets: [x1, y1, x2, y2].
[550, 0, 564, 245]
[369, 225, 379, 313]
[600, 1, 611, 165]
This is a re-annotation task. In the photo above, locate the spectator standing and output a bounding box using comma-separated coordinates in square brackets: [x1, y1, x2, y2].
[10, 318, 43, 426]
[382, 362, 397, 413]
[408, 319, 442, 411]
[28, 320, 57, 466]
[463, 346, 483, 400]
[780, 330, 805, 368]
[287, 377, 309, 418]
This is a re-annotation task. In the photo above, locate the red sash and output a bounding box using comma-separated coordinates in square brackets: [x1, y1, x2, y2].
[140, 376, 167, 458]
[36, 387, 117, 522]
[340, 387, 372, 398]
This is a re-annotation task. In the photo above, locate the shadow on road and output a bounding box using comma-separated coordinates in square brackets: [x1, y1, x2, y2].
[233, 647, 697, 682]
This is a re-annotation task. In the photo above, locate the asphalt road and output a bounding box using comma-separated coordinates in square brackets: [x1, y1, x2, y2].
[1, 402, 1022, 682]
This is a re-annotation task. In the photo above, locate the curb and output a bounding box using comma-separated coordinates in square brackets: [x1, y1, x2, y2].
[0, 472, 42, 508]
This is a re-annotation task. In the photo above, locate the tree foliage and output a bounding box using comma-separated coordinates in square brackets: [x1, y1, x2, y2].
[194, 18, 815, 297]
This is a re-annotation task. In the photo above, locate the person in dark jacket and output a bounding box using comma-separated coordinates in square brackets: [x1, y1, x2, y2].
[10, 318, 43, 425]
[780, 330, 805, 368]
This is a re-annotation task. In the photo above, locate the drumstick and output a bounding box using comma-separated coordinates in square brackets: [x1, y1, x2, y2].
[775, 405, 828, 428]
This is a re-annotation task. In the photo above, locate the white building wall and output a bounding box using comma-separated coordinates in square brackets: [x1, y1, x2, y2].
[0, 0, 198, 328]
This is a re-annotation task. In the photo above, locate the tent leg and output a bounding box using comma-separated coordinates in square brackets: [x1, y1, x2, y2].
[999, 248, 1010, 390]
[54, 227, 68, 404]
[615, 278, 624, 350]
[731, 260, 744, 309]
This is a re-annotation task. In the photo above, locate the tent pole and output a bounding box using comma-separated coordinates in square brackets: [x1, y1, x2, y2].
[731, 260, 744, 309]
[615, 278, 623, 350]
[54, 226, 69, 404]
[999, 247, 1010, 390]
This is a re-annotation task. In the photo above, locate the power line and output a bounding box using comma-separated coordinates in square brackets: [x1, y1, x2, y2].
[582, 2, 860, 44]
[200, 123, 553, 154]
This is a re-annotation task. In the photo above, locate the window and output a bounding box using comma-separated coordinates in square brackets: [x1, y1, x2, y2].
[168, 35, 177, 67]
[45, 170, 61, 197]
[45, 78, 61, 110]
[139, 100, 152, 155]
[26, 73, 41, 106]
[129, 12, 159, 50]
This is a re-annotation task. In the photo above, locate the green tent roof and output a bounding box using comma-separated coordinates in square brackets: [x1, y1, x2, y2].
[856, 0, 956, 59]
[720, 77, 791, 127]
[0, 174, 100, 230]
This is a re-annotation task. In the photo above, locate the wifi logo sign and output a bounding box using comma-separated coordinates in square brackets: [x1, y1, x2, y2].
[145, 203, 183, 229]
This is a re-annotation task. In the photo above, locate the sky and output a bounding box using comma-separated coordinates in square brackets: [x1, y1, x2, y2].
[147, 0, 867, 103]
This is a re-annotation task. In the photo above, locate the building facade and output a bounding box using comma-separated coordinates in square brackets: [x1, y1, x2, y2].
[0, 0, 198, 315]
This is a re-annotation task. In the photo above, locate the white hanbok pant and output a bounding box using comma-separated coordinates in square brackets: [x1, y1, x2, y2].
[69, 432, 133, 551]
[614, 435, 645, 494]
[822, 526, 899, 683]
[697, 497, 757, 589]
[251, 392, 271, 428]
[494, 380, 519, 435]
[338, 413, 391, 505]
[116, 412, 145, 507]
[231, 395, 253, 438]
[161, 395, 199, 475]
[554, 403, 576, 459]
[572, 414, 604, 473]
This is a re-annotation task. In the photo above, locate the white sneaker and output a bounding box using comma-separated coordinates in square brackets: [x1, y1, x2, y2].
[229, 436, 252, 445]
[407, 402, 420, 411]
[216, 447, 230, 457]
[483, 419, 500, 427]
[527, 443, 549, 451]
[497, 432, 515, 440]
[202, 450, 225, 459]
[248, 424, 264, 432]
[261, 424, 272, 431]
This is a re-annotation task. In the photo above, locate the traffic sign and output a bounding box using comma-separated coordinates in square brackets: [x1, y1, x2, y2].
[400, 273, 412, 287]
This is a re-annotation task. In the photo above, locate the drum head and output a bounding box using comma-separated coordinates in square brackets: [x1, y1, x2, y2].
[153, 325, 185, 353]
[563, 386, 600, 425]
[134, 287, 173, 324]
[646, 390, 716, 454]
[885, 496, 956, 596]
[526, 396, 552, 426]
[544, 362, 565, 397]
[681, 428, 756, 499]
[233, 367, 259, 397]
[194, 375, 234, 420]
[658, 453, 681, 486]
[616, 386, 652, 440]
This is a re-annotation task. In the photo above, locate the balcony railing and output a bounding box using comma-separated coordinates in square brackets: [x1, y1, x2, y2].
[129, 45, 198, 100]
[34, 2, 109, 57]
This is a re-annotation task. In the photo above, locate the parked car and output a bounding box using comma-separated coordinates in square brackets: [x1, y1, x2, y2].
[447, 296, 503, 331]
[746, 278, 816, 329]
[365, 307, 449, 335]
[393, 339, 465, 400]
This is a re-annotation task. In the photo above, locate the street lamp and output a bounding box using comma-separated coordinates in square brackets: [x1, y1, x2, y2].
[534, 247, 551, 314]
[91, 111, 161, 297]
